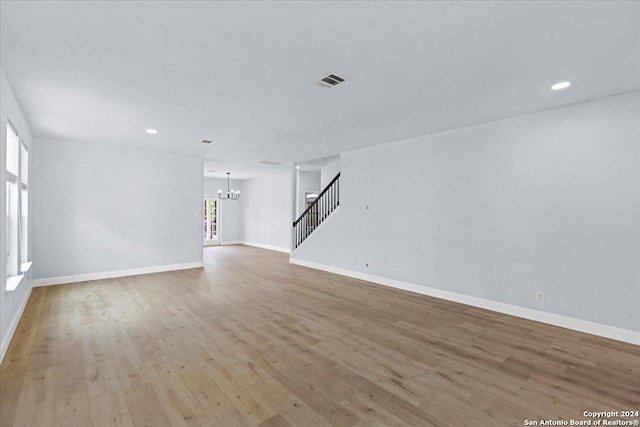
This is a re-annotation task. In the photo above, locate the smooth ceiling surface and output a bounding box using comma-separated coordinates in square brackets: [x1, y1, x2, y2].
[1, 1, 639, 179]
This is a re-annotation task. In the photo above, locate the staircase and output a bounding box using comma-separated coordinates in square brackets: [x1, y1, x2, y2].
[293, 172, 340, 249]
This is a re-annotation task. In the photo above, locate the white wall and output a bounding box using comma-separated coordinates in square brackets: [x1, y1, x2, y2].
[0, 67, 34, 362]
[32, 138, 204, 279]
[293, 91, 640, 332]
[320, 155, 341, 189]
[240, 172, 292, 251]
[296, 170, 321, 217]
[204, 177, 242, 243]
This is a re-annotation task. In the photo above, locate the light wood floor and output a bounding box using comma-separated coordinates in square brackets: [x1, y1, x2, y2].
[1, 246, 638, 426]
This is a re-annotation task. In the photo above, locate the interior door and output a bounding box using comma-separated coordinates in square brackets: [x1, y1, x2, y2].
[203, 198, 219, 246]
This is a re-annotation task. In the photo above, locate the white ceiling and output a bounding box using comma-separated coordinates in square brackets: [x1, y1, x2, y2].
[1, 1, 639, 179]
[203, 159, 290, 180]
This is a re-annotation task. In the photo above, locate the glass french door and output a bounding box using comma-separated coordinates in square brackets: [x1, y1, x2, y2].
[203, 198, 219, 246]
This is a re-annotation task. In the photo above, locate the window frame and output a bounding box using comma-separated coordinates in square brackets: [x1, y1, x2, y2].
[5, 119, 31, 291]
[19, 141, 29, 267]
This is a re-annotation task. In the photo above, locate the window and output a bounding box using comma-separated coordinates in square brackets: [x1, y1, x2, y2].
[6, 122, 19, 278]
[5, 121, 30, 290]
[20, 142, 28, 265]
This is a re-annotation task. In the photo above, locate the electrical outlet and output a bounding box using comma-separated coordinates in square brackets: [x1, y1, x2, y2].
[536, 291, 545, 302]
[157, 254, 163, 261]
[365, 261, 373, 268]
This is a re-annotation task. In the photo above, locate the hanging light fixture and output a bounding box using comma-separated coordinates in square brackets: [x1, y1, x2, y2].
[218, 172, 240, 200]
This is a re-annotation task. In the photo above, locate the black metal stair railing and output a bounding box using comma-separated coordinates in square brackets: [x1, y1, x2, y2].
[293, 172, 340, 249]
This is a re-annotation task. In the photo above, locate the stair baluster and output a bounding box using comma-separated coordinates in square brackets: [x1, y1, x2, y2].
[292, 172, 340, 249]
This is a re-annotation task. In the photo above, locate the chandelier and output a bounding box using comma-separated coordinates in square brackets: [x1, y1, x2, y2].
[218, 172, 240, 200]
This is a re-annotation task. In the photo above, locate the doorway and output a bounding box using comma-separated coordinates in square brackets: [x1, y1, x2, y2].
[304, 192, 319, 228]
[203, 197, 219, 246]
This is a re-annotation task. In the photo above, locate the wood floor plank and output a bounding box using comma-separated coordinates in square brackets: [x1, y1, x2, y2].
[53, 391, 92, 427]
[178, 361, 250, 426]
[141, 357, 203, 426]
[89, 391, 134, 427]
[257, 413, 294, 427]
[12, 366, 56, 427]
[1, 245, 638, 427]
[86, 360, 132, 425]
[0, 365, 27, 427]
[122, 381, 172, 426]
[202, 354, 279, 425]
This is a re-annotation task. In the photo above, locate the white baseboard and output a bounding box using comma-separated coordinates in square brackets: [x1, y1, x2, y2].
[221, 240, 242, 246]
[289, 258, 640, 346]
[239, 241, 290, 253]
[0, 282, 33, 364]
[32, 261, 205, 287]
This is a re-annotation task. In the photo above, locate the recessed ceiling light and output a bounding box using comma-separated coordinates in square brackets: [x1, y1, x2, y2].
[551, 81, 571, 90]
[296, 166, 300, 169]
[146, 128, 157, 134]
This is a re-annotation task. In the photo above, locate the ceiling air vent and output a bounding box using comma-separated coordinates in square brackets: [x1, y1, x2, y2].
[259, 160, 283, 166]
[316, 73, 348, 88]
